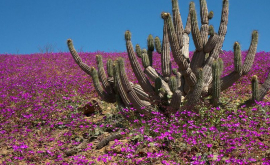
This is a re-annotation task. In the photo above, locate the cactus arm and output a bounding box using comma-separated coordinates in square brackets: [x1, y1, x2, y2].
[186, 68, 204, 104]
[169, 76, 177, 93]
[161, 13, 197, 90]
[233, 42, 243, 74]
[208, 11, 214, 20]
[199, 0, 209, 25]
[182, 7, 191, 60]
[204, 33, 220, 53]
[67, 39, 83, 64]
[258, 70, 270, 101]
[135, 44, 142, 58]
[251, 75, 259, 102]
[218, 0, 229, 37]
[147, 34, 154, 66]
[124, 31, 155, 96]
[144, 66, 173, 96]
[199, 0, 209, 45]
[96, 55, 114, 95]
[90, 67, 116, 103]
[190, 51, 205, 75]
[172, 0, 184, 48]
[207, 43, 242, 93]
[67, 39, 92, 75]
[118, 58, 134, 93]
[161, 20, 171, 82]
[169, 90, 182, 112]
[242, 31, 259, 75]
[118, 58, 153, 114]
[184, 8, 191, 34]
[155, 77, 162, 95]
[211, 61, 221, 107]
[190, 2, 203, 51]
[202, 0, 229, 91]
[142, 53, 150, 68]
[107, 58, 114, 77]
[113, 61, 131, 106]
[215, 31, 258, 92]
[161, 12, 183, 67]
[133, 84, 150, 101]
[67, 39, 115, 102]
[154, 37, 162, 54]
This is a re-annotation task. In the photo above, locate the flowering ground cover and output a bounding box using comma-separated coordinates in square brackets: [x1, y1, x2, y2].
[0, 51, 270, 164]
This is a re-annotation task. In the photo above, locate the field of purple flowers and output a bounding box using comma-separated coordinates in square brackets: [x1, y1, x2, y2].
[0, 51, 270, 164]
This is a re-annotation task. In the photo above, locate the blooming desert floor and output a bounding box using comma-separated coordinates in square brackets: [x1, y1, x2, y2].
[0, 51, 270, 164]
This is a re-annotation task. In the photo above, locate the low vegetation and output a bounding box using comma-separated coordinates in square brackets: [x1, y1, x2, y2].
[0, 51, 269, 164]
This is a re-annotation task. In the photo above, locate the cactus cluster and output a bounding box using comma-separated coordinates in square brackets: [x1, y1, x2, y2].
[67, 0, 270, 117]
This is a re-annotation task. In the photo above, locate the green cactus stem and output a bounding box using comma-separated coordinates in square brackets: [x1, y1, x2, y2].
[233, 42, 242, 74]
[118, 58, 133, 92]
[186, 68, 204, 105]
[169, 76, 177, 93]
[208, 11, 214, 20]
[202, 0, 229, 90]
[211, 61, 220, 107]
[242, 30, 258, 74]
[218, 58, 224, 76]
[199, 0, 209, 44]
[190, 2, 203, 51]
[117, 58, 153, 114]
[199, 0, 209, 24]
[142, 53, 150, 68]
[67, 39, 115, 103]
[204, 33, 219, 53]
[169, 90, 182, 112]
[113, 61, 131, 106]
[172, 0, 184, 48]
[251, 75, 259, 102]
[124, 30, 155, 97]
[172, 68, 177, 75]
[135, 44, 142, 58]
[161, 12, 197, 90]
[90, 67, 116, 103]
[161, 19, 171, 82]
[147, 34, 154, 66]
[155, 77, 162, 95]
[67, 0, 270, 118]
[107, 58, 114, 77]
[216, 30, 258, 92]
[144, 66, 173, 96]
[96, 55, 114, 95]
[133, 84, 150, 101]
[208, 25, 214, 36]
[154, 36, 162, 54]
[218, 0, 229, 37]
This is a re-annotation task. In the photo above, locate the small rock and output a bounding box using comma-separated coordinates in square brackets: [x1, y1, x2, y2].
[78, 98, 102, 116]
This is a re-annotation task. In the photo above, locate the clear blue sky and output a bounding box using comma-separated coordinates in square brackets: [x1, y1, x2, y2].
[0, 0, 269, 54]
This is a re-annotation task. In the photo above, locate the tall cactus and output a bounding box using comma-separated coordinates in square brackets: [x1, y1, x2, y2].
[67, 0, 269, 118]
[250, 71, 270, 103]
[147, 34, 154, 66]
[251, 75, 259, 102]
[211, 60, 221, 107]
